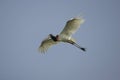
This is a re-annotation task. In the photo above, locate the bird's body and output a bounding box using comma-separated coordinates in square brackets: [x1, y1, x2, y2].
[39, 17, 86, 53]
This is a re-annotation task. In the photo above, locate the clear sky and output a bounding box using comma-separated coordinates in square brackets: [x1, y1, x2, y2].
[0, 0, 120, 80]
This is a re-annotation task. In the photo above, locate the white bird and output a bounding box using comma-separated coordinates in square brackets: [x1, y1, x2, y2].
[39, 17, 86, 53]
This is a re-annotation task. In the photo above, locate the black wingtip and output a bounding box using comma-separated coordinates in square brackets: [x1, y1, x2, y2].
[80, 48, 86, 52]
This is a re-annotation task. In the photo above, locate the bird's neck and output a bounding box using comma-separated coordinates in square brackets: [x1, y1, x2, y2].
[56, 35, 59, 41]
[50, 34, 59, 41]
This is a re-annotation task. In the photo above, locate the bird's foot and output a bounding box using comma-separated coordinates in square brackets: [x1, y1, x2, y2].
[80, 47, 86, 51]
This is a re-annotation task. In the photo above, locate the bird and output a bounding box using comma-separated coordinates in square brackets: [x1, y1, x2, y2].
[39, 17, 86, 53]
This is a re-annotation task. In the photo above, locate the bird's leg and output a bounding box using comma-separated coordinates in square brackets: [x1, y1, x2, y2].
[68, 40, 86, 52]
[73, 43, 86, 51]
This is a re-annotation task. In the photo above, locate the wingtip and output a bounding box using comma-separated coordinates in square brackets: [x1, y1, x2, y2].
[71, 16, 85, 24]
[38, 46, 46, 54]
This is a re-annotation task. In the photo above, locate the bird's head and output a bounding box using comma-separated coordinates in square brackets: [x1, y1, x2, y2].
[49, 34, 59, 41]
[49, 34, 54, 38]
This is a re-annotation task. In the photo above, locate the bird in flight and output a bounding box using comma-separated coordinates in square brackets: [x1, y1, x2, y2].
[39, 17, 86, 53]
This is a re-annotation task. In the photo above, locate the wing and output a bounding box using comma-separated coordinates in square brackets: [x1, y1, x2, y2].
[38, 37, 58, 53]
[59, 17, 84, 39]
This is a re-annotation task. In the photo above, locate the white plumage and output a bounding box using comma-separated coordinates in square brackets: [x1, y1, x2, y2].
[39, 17, 85, 53]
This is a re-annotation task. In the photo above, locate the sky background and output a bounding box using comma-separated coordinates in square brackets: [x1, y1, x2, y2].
[0, 0, 120, 80]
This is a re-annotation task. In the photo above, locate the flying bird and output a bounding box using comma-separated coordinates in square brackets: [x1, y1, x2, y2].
[39, 17, 86, 53]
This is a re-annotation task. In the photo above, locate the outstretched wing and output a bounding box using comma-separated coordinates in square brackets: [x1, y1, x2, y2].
[59, 17, 84, 39]
[39, 37, 58, 53]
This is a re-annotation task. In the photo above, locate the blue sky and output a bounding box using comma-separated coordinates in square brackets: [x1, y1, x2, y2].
[0, 0, 120, 80]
